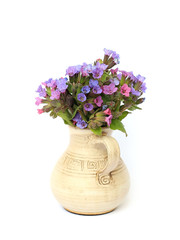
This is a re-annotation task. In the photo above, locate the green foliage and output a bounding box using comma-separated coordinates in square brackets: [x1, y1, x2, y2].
[46, 87, 51, 96]
[90, 127, 102, 136]
[71, 105, 81, 119]
[128, 105, 142, 111]
[57, 110, 74, 126]
[118, 111, 130, 121]
[110, 119, 127, 136]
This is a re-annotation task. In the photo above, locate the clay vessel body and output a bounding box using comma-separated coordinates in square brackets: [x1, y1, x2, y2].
[51, 126, 130, 215]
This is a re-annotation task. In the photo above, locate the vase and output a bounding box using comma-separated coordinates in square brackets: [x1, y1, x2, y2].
[50, 126, 130, 215]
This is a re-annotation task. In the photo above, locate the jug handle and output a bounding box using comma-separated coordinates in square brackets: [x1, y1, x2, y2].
[89, 134, 121, 185]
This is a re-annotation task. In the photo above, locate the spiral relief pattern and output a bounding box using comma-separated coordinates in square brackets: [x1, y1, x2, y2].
[98, 174, 111, 185]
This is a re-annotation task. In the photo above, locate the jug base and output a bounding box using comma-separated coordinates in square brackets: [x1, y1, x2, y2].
[64, 207, 116, 216]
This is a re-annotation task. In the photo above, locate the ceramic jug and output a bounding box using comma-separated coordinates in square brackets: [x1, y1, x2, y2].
[51, 126, 130, 215]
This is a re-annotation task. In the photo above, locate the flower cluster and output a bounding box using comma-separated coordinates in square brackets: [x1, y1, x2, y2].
[35, 49, 146, 135]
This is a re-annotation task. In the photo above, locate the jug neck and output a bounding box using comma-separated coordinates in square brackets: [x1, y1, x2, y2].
[68, 126, 112, 145]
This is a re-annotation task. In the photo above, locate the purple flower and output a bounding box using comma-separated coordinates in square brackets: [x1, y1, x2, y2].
[112, 52, 120, 64]
[120, 71, 137, 81]
[84, 103, 93, 111]
[89, 79, 99, 88]
[102, 105, 108, 111]
[96, 62, 108, 71]
[81, 85, 90, 94]
[47, 79, 57, 88]
[131, 86, 141, 96]
[66, 66, 78, 76]
[110, 78, 120, 86]
[36, 85, 46, 97]
[104, 48, 120, 63]
[94, 96, 103, 107]
[102, 83, 118, 95]
[92, 85, 102, 94]
[42, 78, 52, 87]
[50, 89, 60, 100]
[140, 82, 147, 93]
[73, 112, 82, 122]
[75, 65, 82, 72]
[56, 78, 68, 93]
[76, 120, 87, 129]
[92, 62, 108, 79]
[104, 48, 113, 56]
[86, 64, 93, 73]
[77, 93, 86, 102]
[136, 74, 146, 82]
[92, 67, 104, 79]
[117, 73, 122, 80]
[80, 63, 88, 76]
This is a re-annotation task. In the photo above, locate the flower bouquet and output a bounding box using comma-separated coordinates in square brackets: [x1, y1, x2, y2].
[35, 48, 146, 136]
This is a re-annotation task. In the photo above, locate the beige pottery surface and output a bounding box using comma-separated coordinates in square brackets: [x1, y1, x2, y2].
[51, 126, 130, 215]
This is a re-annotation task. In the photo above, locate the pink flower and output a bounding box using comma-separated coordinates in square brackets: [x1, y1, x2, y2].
[102, 83, 118, 95]
[103, 108, 111, 115]
[35, 97, 42, 106]
[110, 68, 118, 74]
[120, 84, 131, 97]
[105, 115, 113, 126]
[37, 109, 44, 114]
[94, 96, 103, 107]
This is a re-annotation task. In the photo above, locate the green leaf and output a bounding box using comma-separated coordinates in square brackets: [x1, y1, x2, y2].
[67, 83, 72, 93]
[46, 87, 51, 96]
[110, 119, 127, 136]
[118, 111, 130, 121]
[101, 94, 111, 103]
[71, 105, 81, 120]
[57, 110, 74, 126]
[101, 72, 109, 82]
[90, 127, 102, 136]
[128, 105, 142, 111]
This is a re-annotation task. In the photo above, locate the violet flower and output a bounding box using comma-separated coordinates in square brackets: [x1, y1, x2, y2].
[92, 62, 108, 79]
[76, 120, 87, 129]
[81, 85, 90, 94]
[36, 85, 46, 97]
[89, 79, 99, 88]
[110, 78, 120, 86]
[50, 90, 60, 100]
[131, 86, 141, 96]
[73, 112, 82, 122]
[84, 103, 93, 111]
[42, 78, 52, 87]
[66, 66, 78, 76]
[140, 82, 147, 93]
[56, 78, 68, 93]
[102, 105, 108, 111]
[92, 85, 102, 94]
[77, 93, 86, 102]
[103, 48, 120, 63]
[47, 79, 57, 88]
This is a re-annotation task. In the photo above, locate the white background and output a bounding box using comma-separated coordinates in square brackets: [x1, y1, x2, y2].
[0, 0, 180, 239]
